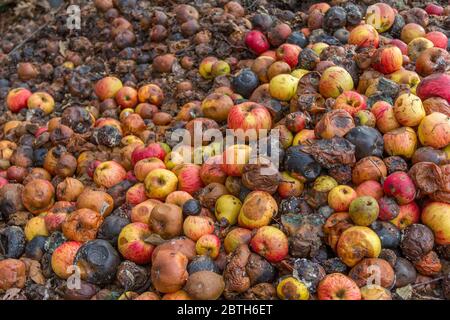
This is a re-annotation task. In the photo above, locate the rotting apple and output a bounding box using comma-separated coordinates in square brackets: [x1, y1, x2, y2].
[183, 215, 215, 241]
[195, 234, 221, 259]
[390, 201, 420, 230]
[238, 191, 277, 229]
[337, 226, 381, 267]
[250, 226, 288, 263]
[117, 222, 153, 264]
[417, 112, 450, 149]
[348, 24, 379, 48]
[383, 171, 416, 205]
[51, 241, 82, 279]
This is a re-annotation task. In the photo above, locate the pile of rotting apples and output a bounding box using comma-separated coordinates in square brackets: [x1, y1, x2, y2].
[0, 0, 449, 300]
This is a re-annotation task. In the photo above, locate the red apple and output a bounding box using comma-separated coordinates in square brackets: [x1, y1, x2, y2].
[221, 144, 252, 177]
[134, 157, 166, 182]
[317, 273, 361, 300]
[227, 102, 272, 139]
[172, 163, 204, 195]
[199, 155, 227, 185]
[425, 31, 448, 49]
[183, 215, 215, 241]
[115, 86, 138, 109]
[117, 222, 154, 264]
[195, 234, 221, 259]
[383, 171, 416, 205]
[93, 161, 127, 188]
[333, 91, 367, 116]
[94, 76, 123, 101]
[276, 43, 301, 68]
[390, 201, 420, 230]
[425, 4, 444, 16]
[371, 45, 403, 74]
[417, 73, 450, 103]
[245, 30, 270, 55]
[6, 88, 32, 113]
[131, 143, 167, 165]
[126, 183, 148, 205]
[250, 226, 288, 263]
[348, 24, 379, 48]
[51, 241, 82, 279]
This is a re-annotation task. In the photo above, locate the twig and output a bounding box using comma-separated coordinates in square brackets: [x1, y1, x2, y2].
[412, 276, 445, 288]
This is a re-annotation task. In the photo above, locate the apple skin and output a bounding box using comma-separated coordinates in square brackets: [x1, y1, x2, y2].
[44, 211, 68, 232]
[245, 30, 270, 55]
[137, 84, 164, 106]
[173, 164, 204, 195]
[277, 276, 309, 300]
[215, 194, 242, 226]
[24, 216, 49, 241]
[371, 46, 403, 74]
[417, 112, 450, 149]
[117, 222, 154, 264]
[401, 23, 426, 44]
[115, 86, 138, 109]
[183, 215, 215, 241]
[0, 259, 26, 291]
[336, 226, 381, 267]
[6, 88, 32, 113]
[388, 39, 408, 55]
[131, 143, 167, 165]
[51, 241, 82, 279]
[94, 76, 123, 101]
[277, 171, 303, 198]
[93, 161, 127, 188]
[269, 74, 299, 101]
[276, 43, 301, 68]
[199, 155, 227, 185]
[130, 199, 161, 224]
[355, 180, 383, 200]
[328, 185, 357, 212]
[223, 227, 252, 253]
[390, 201, 420, 230]
[365, 3, 395, 33]
[125, 183, 148, 205]
[317, 273, 361, 300]
[319, 66, 354, 98]
[221, 144, 252, 177]
[144, 168, 178, 200]
[348, 24, 379, 48]
[199, 57, 219, 79]
[417, 73, 450, 104]
[227, 102, 272, 139]
[250, 226, 288, 263]
[425, 31, 448, 49]
[134, 157, 166, 182]
[238, 191, 278, 229]
[27, 92, 55, 115]
[333, 91, 367, 116]
[421, 202, 450, 245]
[195, 234, 221, 259]
[383, 127, 417, 159]
[383, 171, 416, 205]
[425, 3, 444, 15]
